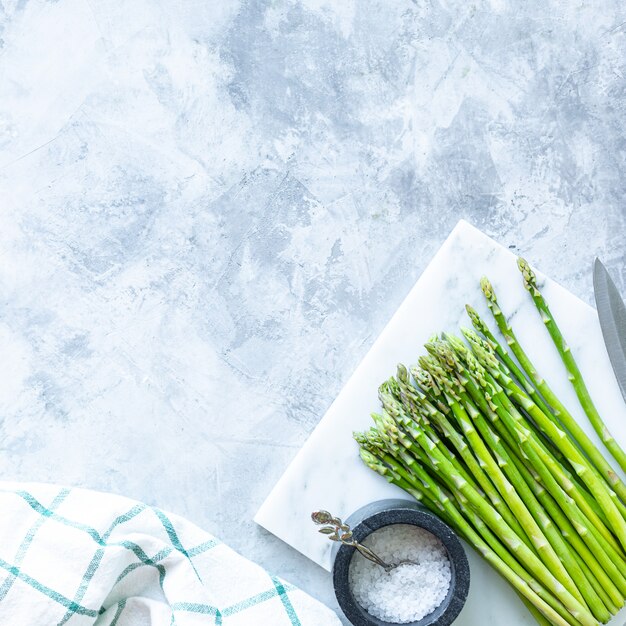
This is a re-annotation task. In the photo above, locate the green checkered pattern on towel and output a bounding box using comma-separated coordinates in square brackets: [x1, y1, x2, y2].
[0, 482, 341, 626]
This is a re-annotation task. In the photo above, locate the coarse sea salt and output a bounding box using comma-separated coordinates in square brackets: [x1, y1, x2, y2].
[348, 524, 451, 624]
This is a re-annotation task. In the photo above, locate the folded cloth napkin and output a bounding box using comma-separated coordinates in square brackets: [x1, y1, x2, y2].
[0, 482, 341, 625]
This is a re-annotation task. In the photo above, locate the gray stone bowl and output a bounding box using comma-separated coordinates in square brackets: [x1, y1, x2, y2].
[331, 499, 470, 626]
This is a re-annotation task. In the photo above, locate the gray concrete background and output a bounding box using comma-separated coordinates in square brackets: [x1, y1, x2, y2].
[0, 0, 624, 621]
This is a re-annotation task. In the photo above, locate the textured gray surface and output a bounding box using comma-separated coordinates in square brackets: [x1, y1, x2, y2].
[0, 0, 624, 621]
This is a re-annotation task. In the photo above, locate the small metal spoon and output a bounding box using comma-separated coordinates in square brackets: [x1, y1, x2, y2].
[311, 510, 417, 573]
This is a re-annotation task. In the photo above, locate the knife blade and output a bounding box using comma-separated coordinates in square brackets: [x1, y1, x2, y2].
[593, 258, 626, 403]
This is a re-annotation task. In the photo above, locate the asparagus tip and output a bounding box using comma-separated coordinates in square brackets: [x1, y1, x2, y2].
[443, 333, 468, 356]
[396, 363, 409, 383]
[480, 276, 497, 302]
[465, 303, 477, 316]
[460, 326, 478, 342]
[517, 257, 537, 290]
[353, 430, 366, 444]
[465, 303, 486, 330]
[358, 447, 378, 468]
[412, 366, 436, 393]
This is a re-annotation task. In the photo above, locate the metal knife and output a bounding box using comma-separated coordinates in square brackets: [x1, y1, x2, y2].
[593, 258, 626, 403]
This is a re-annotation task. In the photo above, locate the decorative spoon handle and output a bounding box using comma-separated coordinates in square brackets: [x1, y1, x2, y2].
[311, 510, 394, 571]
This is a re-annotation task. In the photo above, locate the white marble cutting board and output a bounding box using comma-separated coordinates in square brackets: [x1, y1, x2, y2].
[255, 220, 626, 625]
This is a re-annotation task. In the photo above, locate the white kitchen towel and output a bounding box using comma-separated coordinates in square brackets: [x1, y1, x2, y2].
[0, 482, 340, 625]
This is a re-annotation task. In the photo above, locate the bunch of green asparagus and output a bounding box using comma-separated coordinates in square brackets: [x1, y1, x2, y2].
[355, 258, 626, 626]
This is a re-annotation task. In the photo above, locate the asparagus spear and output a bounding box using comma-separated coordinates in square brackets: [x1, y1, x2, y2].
[480, 275, 626, 503]
[517, 257, 626, 476]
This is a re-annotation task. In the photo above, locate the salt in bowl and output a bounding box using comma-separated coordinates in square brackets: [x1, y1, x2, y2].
[331, 499, 470, 626]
